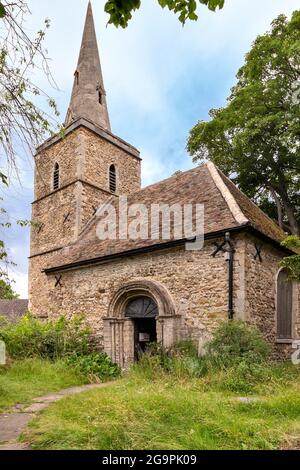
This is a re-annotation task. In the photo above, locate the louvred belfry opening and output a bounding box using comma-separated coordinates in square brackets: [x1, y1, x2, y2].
[53, 163, 60, 191]
[109, 164, 117, 193]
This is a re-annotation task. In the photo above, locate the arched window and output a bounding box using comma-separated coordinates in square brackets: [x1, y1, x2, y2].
[109, 164, 117, 193]
[126, 297, 158, 319]
[277, 269, 293, 339]
[53, 162, 60, 191]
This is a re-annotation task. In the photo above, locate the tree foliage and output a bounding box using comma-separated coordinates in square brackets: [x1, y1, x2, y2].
[104, 0, 225, 28]
[0, 2, 58, 294]
[0, 1, 58, 181]
[280, 236, 300, 281]
[0, 278, 19, 299]
[187, 12, 300, 235]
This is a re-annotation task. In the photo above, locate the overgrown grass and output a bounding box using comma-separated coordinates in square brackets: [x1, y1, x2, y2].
[0, 359, 87, 412]
[6, 320, 300, 449]
[22, 363, 300, 450]
[0, 314, 121, 390]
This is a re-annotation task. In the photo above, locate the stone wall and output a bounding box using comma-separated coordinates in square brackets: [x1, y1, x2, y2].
[81, 128, 141, 196]
[30, 124, 142, 313]
[28, 250, 62, 316]
[34, 131, 81, 201]
[29, 212, 299, 365]
[40, 238, 238, 364]
[31, 183, 81, 255]
[243, 234, 300, 358]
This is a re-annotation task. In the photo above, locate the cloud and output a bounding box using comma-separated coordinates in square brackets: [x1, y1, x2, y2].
[8, 270, 29, 300]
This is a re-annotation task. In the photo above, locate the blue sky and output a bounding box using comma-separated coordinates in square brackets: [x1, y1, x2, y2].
[1, 0, 299, 298]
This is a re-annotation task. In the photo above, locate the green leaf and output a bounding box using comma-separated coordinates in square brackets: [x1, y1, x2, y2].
[0, 3, 6, 18]
[0, 172, 8, 186]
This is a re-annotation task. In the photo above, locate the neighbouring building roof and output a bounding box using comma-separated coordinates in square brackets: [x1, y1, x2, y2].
[0, 299, 28, 322]
[45, 162, 287, 273]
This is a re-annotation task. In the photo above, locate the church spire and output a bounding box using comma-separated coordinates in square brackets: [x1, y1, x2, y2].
[65, 1, 111, 131]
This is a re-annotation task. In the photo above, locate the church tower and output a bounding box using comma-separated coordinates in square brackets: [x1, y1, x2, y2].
[29, 1, 141, 316]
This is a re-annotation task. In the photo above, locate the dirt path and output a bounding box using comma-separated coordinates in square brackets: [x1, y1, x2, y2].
[0, 382, 114, 451]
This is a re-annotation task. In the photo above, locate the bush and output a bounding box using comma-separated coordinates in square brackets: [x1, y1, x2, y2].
[66, 353, 121, 382]
[131, 322, 271, 392]
[206, 320, 271, 368]
[131, 341, 207, 380]
[0, 314, 91, 360]
[218, 360, 270, 394]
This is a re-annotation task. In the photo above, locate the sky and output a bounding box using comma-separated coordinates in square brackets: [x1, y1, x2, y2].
[1, 0, 299, 298]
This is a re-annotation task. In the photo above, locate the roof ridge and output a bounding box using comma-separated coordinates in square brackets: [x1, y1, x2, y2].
[206, 162, 249, 225]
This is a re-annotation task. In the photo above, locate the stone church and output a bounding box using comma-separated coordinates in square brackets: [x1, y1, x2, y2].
[29, 2, 300, 367]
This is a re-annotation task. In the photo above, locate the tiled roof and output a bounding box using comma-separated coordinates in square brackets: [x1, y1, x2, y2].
[46, 162, 287, 271]
[217, 169, 285, 244]
[0, 300, 28, 322]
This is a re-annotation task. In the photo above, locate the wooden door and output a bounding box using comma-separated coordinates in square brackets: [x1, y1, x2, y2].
[277, 269, 293, 339]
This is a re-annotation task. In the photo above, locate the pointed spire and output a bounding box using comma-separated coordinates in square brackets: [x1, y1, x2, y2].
[65, 1, 111, 131]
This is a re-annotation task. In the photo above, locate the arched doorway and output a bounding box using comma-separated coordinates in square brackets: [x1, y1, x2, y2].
[125, 296, 158, 360]
[105, 279, 178, 368]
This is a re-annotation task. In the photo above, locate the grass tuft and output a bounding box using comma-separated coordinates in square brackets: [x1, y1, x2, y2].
[0, 358, 87, 412]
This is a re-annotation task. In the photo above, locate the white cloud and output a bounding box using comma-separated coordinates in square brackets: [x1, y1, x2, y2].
[9, 271, 28, 299]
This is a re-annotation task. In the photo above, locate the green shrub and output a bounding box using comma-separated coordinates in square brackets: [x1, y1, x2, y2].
[206, 320, 271, 368]
[209, 360, 270, 394]
[0, 314, 91, 360]
[132, 322, 271, 391]
[66, 353, 121, 382]
[131, 341, 207, 380]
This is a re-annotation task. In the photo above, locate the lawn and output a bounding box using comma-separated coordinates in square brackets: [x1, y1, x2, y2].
[0, 358, 87, 412]
[22, 364, 300, 450]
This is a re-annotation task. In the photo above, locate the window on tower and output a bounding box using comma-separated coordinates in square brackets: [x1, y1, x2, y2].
[109, 164, 117, 193]
[53, 163, 60, 191]
[75, 70, 79, 85]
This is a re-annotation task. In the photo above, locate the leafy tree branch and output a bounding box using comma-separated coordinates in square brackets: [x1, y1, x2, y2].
[0, 1, 59, 180]
[281, 236, 300, 281]
[104, 0, 225, 28]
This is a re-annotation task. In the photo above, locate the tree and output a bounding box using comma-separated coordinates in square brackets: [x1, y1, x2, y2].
[281, 236, 300, 281]
[0, 279, 19, 299]
[104, 0, 225, 28]
[0, 2, 58, 294]
[187, 12, 300, 235]
[0, 1, 58, 183]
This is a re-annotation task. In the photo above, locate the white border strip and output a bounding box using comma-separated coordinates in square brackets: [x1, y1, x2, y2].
[207, 161, 248, 225]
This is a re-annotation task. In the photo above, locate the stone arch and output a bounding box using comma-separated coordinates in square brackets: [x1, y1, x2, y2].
[104, 280, 179, 368]
[108, 279, 176, 319]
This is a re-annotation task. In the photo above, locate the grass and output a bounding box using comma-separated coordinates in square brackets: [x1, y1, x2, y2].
[22, 363, 300, 450]
[0, 358, 87, 412]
